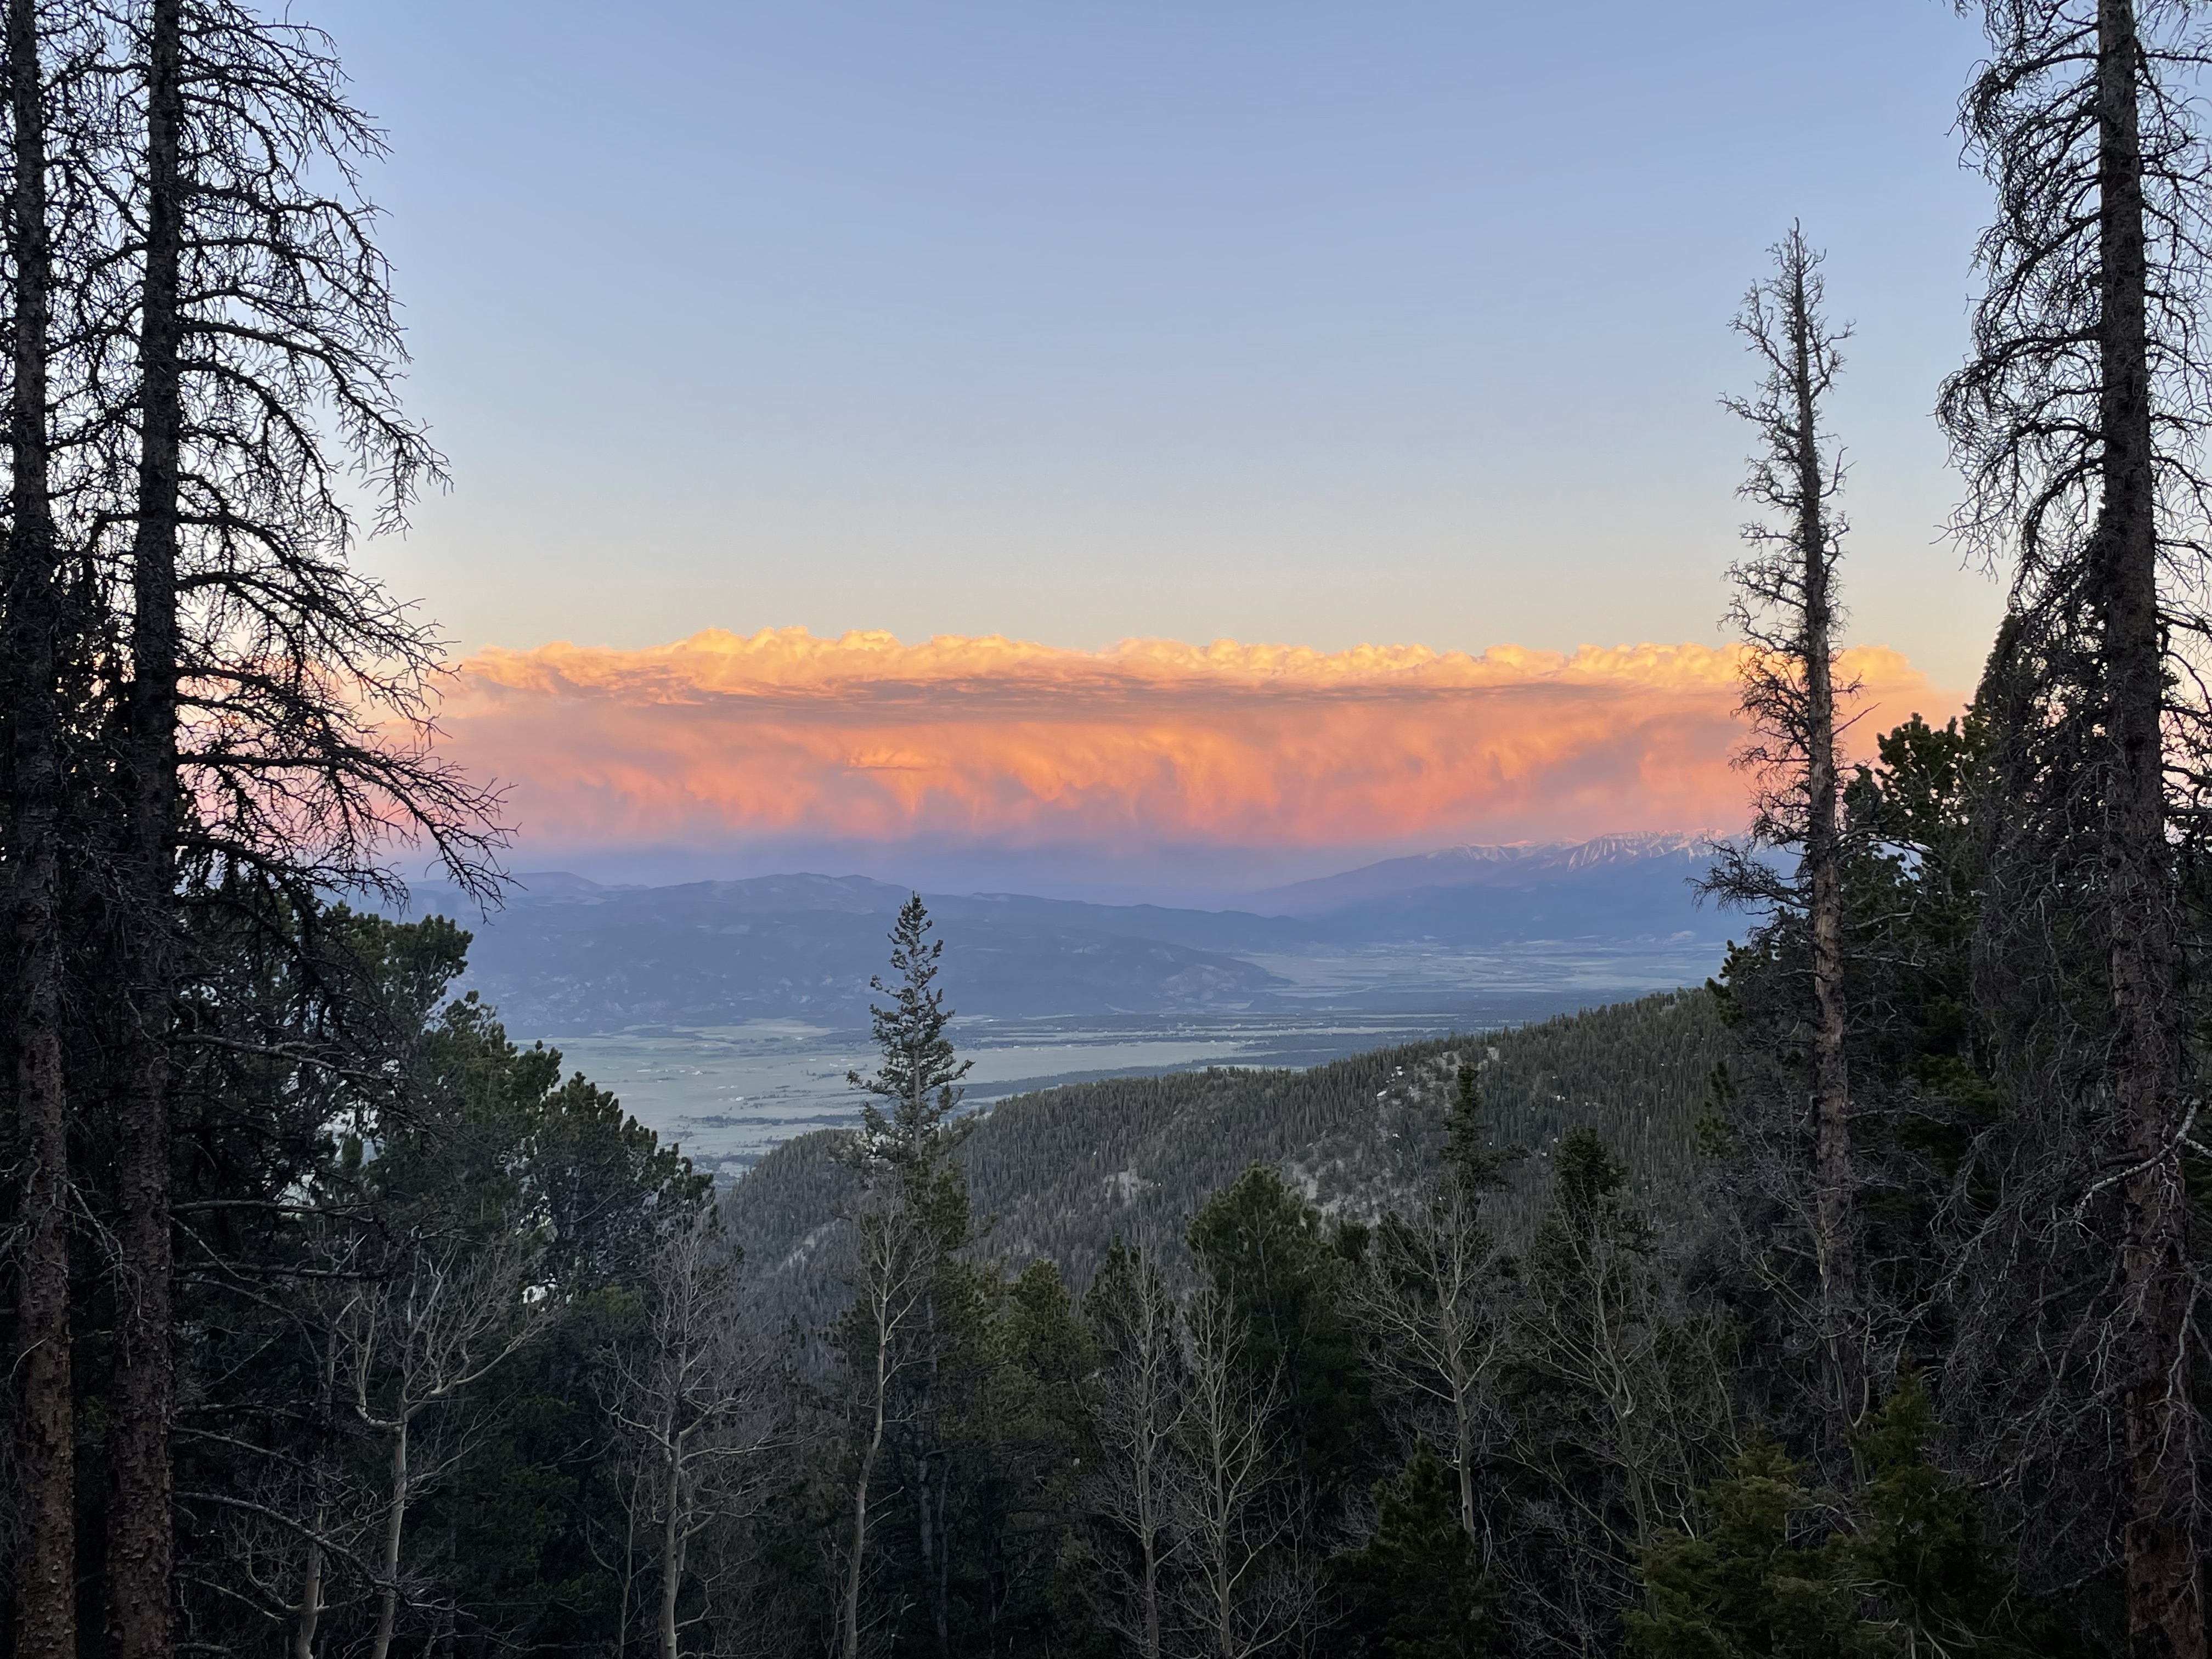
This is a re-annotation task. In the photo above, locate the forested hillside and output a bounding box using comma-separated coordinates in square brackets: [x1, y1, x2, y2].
[727, 988, 1722, 1321]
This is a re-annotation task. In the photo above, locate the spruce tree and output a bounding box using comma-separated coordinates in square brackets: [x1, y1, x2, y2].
[837, 896, 979, 1659]
[1187, 1165, 1377, 1505]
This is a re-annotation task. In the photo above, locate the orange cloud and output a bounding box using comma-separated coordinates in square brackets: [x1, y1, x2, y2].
[439, 628, 1950, 853]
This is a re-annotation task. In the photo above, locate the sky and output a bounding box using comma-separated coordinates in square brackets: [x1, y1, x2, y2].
[312, 1, 2007, 891]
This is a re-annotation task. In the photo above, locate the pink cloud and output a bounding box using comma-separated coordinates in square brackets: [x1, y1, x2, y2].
[438, 628, 1951, 853]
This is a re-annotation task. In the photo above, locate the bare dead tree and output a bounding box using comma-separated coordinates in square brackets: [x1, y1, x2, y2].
[1938, 5, 2212, 1651]
[1, 3, 120, 1647]
[1084, 1242, 1187, 1659]
[106, 7, 180, 1650]
[1705, 226, 1868, 1438]
[83, 2, 505, 1642]
[599, 1203, 780, 1659]
[1, 0, 72, 1640]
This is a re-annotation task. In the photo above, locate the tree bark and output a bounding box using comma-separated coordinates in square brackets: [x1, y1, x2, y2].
[2092, 7, 2204, 1657]
[291, 1512, 325, 1659]
[1454, 1376, 1479, 1548]
[843, 1301, 890, 1659]
[657, 1441, 683, 1659]
[4, 0, 77, 1647]
[111, 4, 184, 1654]
[371, 1415, 410, 1659]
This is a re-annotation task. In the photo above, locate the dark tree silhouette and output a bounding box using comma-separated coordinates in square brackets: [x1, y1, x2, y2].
[1940, 3, 2212, 1652]
[1706, 227, 1865, 1438]
[4, 0, 79, 1646]
[99, 3, 506, 1643]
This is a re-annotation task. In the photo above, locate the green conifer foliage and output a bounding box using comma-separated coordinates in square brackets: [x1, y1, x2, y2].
[1187, 1165, 1380, 1499]
[847, 892, 975, 1183]
[1334, 1447, 1497, 1658]
[1443, 1064, 1521, 1196]
[1845, 1370, 2054, 1659]
[1626, 1439, 1865, 1659]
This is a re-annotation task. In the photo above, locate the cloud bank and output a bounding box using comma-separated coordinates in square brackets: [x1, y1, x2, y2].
[441, 628, 1949, 859]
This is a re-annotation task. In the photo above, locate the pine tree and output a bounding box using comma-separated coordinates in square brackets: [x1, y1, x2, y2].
[849, 893, 975, 1181]
[1187, 1165, 1377, 1505]
[1846, 1370, 2047, 1659]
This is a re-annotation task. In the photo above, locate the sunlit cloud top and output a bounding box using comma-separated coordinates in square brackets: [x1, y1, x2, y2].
[442, 628, 1947, 855]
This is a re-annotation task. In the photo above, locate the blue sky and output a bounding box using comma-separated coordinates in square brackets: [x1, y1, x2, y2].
[323, 0, 2004, 690]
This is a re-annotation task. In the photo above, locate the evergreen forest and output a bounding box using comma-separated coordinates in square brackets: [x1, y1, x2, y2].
[4, 3, 2212, 1659]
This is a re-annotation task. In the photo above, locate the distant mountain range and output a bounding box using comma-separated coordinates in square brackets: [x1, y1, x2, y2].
[399, 833, 1730, 1035]
[1246, 831, 1710, 915]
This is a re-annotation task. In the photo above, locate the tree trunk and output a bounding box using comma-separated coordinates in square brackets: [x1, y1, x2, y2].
[111, 5, 184, 1654]
[1787, 245, 1858, 1431]
[844, 1313, 890, 1659]
[291, 1513, 325, 1659]
[1454, 1376, 1480, 1550]
[2093, 7, 2204, 1657]
[371, 1415, 410, 1659]
[915, 1291, 950, 1659]
[658, 1441, 684, 1659]
[1140, 1521, 1161, 1659]
[4, 0, 77, 1646]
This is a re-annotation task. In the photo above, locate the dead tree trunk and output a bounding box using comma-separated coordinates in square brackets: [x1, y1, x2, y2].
[1944, 0, 2211, 1643]
[4, 0, 77, 1646]
[1784, 241, 1858, 1431]
[2090, 7, 2199, 1654]
[110, 4, 185, 1654]
[843, 1283, 892, 1659]
[1710, 226, 1862, 1437]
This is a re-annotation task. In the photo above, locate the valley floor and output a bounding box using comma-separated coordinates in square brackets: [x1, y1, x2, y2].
[527, 936, 1724, 1175]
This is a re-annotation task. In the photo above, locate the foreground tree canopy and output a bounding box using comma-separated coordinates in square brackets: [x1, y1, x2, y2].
[3, 2, 2210, 1657]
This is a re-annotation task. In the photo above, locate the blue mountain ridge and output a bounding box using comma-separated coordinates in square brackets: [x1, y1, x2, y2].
[393, 834, 1731, 1035]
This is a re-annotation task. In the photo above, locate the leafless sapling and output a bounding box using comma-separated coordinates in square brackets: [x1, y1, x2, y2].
[1166, 1286, 1311, 1659]
[599, 1201, 780, 1659]
[1084, 1242, 1187, 1659]
[1345, 1071, 1514, 1555]
[337, 1231, 543, 1659]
